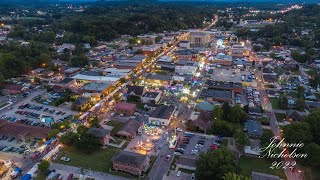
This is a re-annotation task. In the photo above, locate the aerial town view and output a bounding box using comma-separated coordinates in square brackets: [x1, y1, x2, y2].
[0, 0, 319, 180]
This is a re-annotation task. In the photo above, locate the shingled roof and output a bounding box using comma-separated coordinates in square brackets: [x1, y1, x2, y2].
[112, 151, 147, 167]
[87, 128, 110, 138]
[0, 120, 50, 139]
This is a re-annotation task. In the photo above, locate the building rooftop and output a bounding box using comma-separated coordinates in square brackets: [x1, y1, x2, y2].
[146, 74, 171, 81]
[72, 74, 119, 82]
[112, 151, 147, 167]
[199, 89, 233, 100]
[114, 102, 137, 111]
[143, 92, 160, 98]
[244, 120, 262, 137]
[126, 85, 145, 96]
[206, 80, 242, 89]
[150, 105, 175, 119]
[87, 128, 110, 138]
[58, 78, 74, 84]
[81, 82, 113, 92]
[0, 119, 50, 139]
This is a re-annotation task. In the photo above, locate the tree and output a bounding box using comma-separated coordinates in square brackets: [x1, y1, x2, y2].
[76, 133, 100, 153]
[47, 129, 59, 139]
[38, 160, 50, 174]
[196, 148, 238, 180]
[212, 106, 223, 121]
[223, 172, 250, 180]
[295, 98, 306, 111]
[89, 117, 101, 128]
[301, 143, 320, 167]
[278, 95, 288, 109]
[304, 110, 320, 145]
[221, 102, 231, 121]
[283, 122, 313, 144]
[297, 86, 305, 98]
[228, 105, 248, 123]
[60, 132, 77, 145]
[118, 78, 126, 84]
[260, 129, 274, 147]
[77, 125, 89, 134]
[234, 130, 249, 151]
[70, 54, 89, 67]
[212, 120, 233, 137]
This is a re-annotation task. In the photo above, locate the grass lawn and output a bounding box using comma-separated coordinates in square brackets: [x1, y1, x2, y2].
[106, 121, 126, 136]
[301, 166, 320, 180]
[269, 97, 280, 109]
[56, 146, 134, 178]
[239, 156, 286, 179]
[274, 113, 286, 122]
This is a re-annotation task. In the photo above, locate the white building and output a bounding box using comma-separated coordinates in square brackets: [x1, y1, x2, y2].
[175, 61, 198, 75]
[148, 105, 175, 126]
[141, 92, 162, 104]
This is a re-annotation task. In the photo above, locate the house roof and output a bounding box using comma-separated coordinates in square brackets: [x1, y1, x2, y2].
[196, 101, 214, 111]
[150, 105, 175, 119]
[114, 102, 137, 111]
[73, 97, 90, 106]
[112, 151, 147, 167]
[126, 85, 145, 96]
[2, 84, 24, 91]
[58, 78, 74, 84]
[146, 74, 171, 81]
[0, 120, 50, 139]
[87, 128, 110, 138]
[244, 120, 262, 137]
[117, 119, 142, 137]
[176, 156, 197, 168]
[286, 110, 303, 121]
[143, 92, 160, 99]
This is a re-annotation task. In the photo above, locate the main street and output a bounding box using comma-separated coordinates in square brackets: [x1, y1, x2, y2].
[257, 64, 302, 180]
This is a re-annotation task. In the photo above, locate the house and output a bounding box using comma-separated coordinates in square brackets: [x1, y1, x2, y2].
[244, 120, 262, 137]
[87, 128, 110, 146]
[114, 102, 137, 116]
[141, 92, 161, 104]
[252, 172, 280, 180]
[126, 85, 145, 97]
[148, 105, 175, 126]
[57, 78, 76, 88]
[72, 97, 91, 111]
[0, 119, 50, 141]
[188, 112, 213, 133]
[112, 151, 149, 176]
[143, 103, 159, 111]
[116, 119, 143, 138]
[286, 110, 304, 122]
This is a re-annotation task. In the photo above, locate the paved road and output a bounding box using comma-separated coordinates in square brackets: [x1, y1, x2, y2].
[259, 66, 302, 180]
[50, 163, 130, 180]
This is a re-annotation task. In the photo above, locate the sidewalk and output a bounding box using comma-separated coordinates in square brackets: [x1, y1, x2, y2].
[50, 163, 130, 180]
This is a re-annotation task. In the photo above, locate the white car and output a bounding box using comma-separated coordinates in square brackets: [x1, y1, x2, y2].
[60, 157, 71, 162]
[176, 171, 181, 177]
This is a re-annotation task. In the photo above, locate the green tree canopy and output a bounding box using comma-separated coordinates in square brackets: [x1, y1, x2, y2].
[196, 148, 238, 180]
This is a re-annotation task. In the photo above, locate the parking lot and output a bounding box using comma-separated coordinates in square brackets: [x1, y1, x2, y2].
[175, 133, 219, 157]
[211, 68, 257, 87]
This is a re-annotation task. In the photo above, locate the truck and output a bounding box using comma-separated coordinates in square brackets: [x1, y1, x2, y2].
[10, 167, 22, 178]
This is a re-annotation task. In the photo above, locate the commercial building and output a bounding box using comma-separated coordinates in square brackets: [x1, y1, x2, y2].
[189, 31, 211, 46]
[79, 82, 113, 94]
[205, 80, 243, 94]
[0, 119, 50, 140]
[112, 151, 149, 176]
[173, 49, 199, 61]
[175, 61, 198, 75]
[145, 74, 172, 87]
[179, 41, 191, 49]
[230, 45, 250, 58]
[141, 45, 162, 56]
[148, 105, 175, 126]
[211, 53, 233, 66]
[199, 88, 234, 103]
